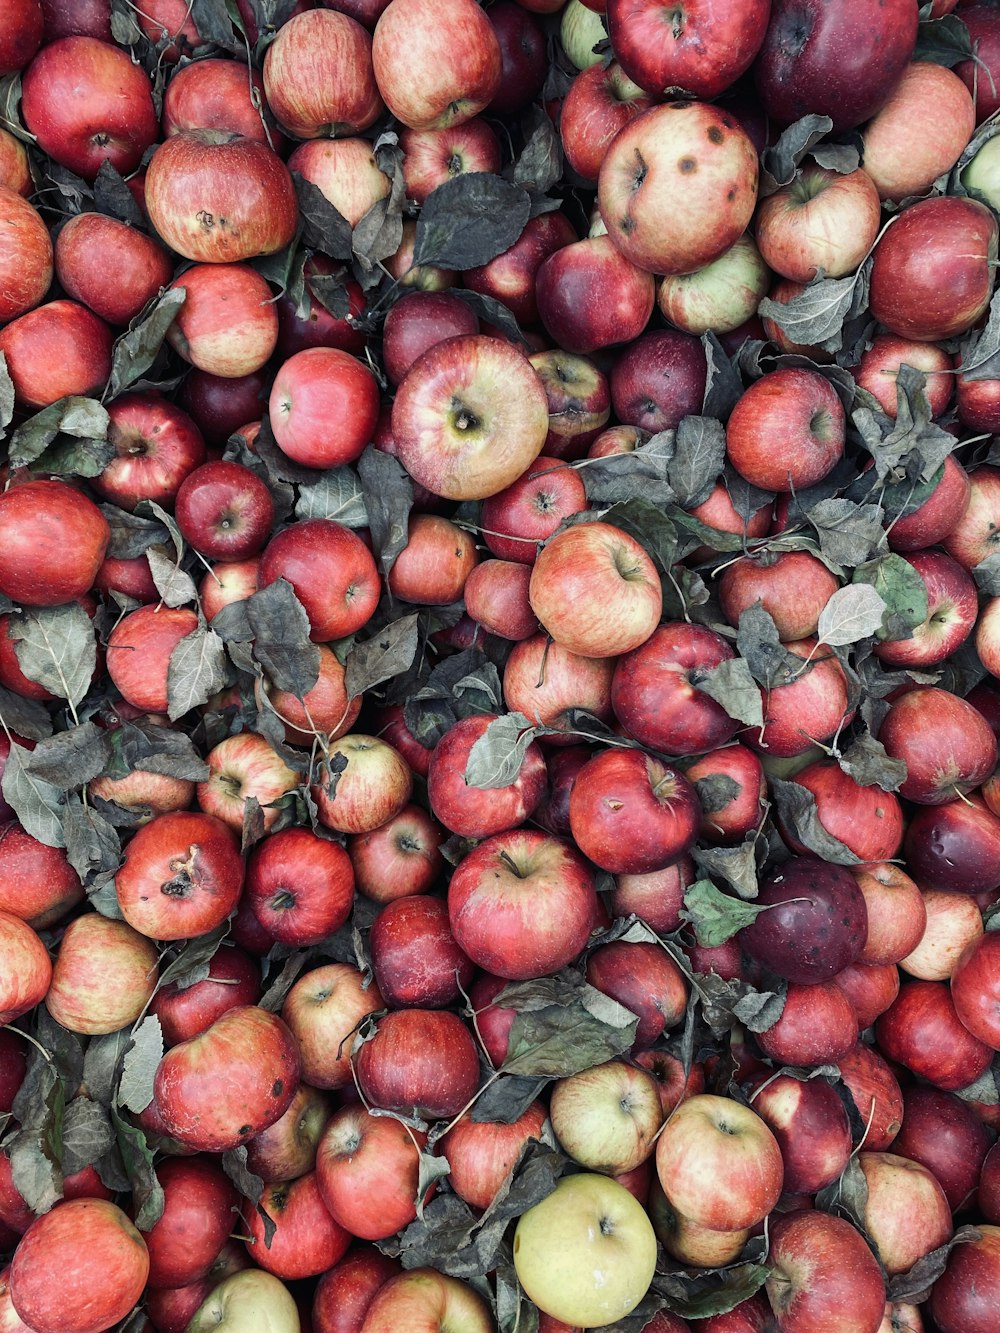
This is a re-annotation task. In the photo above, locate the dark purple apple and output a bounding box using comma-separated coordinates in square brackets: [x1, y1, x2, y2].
[904, 796, 1000, 895]
[609, 329, 707, 434]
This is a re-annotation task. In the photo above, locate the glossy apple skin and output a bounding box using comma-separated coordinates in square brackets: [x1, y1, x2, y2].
[259, 519, 381, 643]
[9, 1200, 150, 1333]
[607, 0, 770, 99]
[0, 188, 51, 324]
[361, 1269, 493, 1333]
[745, 637, 852, 758]
[316, 1106, 430, 1241]
[0, 1030, 26, 1114]
[106, 605, 200, 715]
[0, 820, 83, 929]
[246, 827, 355, 947]
[765, 1209, 888, 1333]
[382, 291, 479, 387]
[598, 101, 758, 277]
[851, 864, 926, 967]
[152, 947, 261, 1046]
[901, 889, 983, 985]
[162, 56, 277, 145]
[585, 941, 687, 1049]
[904, 796, 1000, 896]
[464, 212, 575, 328]
[154, 1005, 301, 1153]
[945, 465, 1000, 570]
[143, 1157, 238, 1289]
[535, 234, 656, 355]
[463, 559, 538, 640]
[0, 299, 112, 409]
[114, 809, 244, 941]
[754, 0, 917, 130]
[269, 346, 380, 469]
[347, 803, 443, 905]
[875, 550, 978, 670]
[245, 1171, 351, 1280]
[929, 1223, 1000, 1333]
[398, 119, 501, 204]
[145, 130, 298, 263]
[951, 932, 1000, 1051]
[54, 212, 173, 327]
[0, 911, 51, 1026]
[892, 1084, 991, 1213]
[725, 367, 845, 492]
[481, 456, 588, 565]
[181, 370, 268, 446]
[355, 1008, 480, 1120]
[387, 515, 479, 606]
[502, 633, 615, 741]
[0, 0, 42, 73]
[779, 761, 904, 864]
[610, 329, 706, 434]
[312, 1246, 403, 1333]
[757, 164, 881, 283]
[860, 1150, 953, 1275]
[560, 61, 653, 183]
[869, 197, 999, 343]
[879, 687, 997, 805]
[313, 735, 413, 837]
[741, 856, 868, 985]
[0, 480, 108, 608]
[876, 980, 993, 1092]
[20, 36, 158, 179]
[175, 460, 274, 561]
[837, 1041, 904, 1151]
[756, 979, 858, 1066]
[747, 1071, 852, 1195]
[94, 394, 207, 513]
[569, 747, 700, 875]
[281, 962, 384, 1091]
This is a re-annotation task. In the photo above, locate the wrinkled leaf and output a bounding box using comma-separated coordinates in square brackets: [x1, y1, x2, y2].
[692, 841, 759, 900]
[60, 1097, 115, 1176]
[112, 1109, 163, 1230]
[93, 160, 144, 228]
[760, 114, 835, 193]
[11, 603, 96, 708]
[498, 972, 639, 1078]
[772, 777, 861, 864]
[295, 467, 368, 526]
[806, 498, 885, 569]
[758, 263, 869, 352]
[167, 627, 229, 720]
[853, 553, 928, 641]
[146, 545, 198, 608]
[914, 11, 973, 66]
[681, 879, 768, 948]
[838, 729, 907, 792]
[414, 173, 531, 270]
[693, 656, 764, 730]
[246, 578, 320, 698]
[344, 613, 419, 699]
[669, 415, 727, 508]
[816, 583, 886, 647]
[107, 289, 186, 399]
[293, 172, 354, 260]
[358, 445, 413, 579]
[9, 396, 110, 470]
[464, 712, 541, 790]
[117, 1015, 164, 1114]
[63, 796, 122, 894]
[2, 741, 66, 847]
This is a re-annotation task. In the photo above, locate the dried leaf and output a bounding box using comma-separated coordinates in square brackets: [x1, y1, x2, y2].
[498, 972, 639, 1078]
[344, 613, 419, 699]
[112, 1109, 163, 1230]
[669, 415, 727, 509]
[681, 879, 769, 948]
[295, 468, 368, 527]
[246, 578, 320, 698]
[358, 445, 413, 579]
[9, 397, 110, 471]
[146, 545, 198, 608]
[166, 626, 229, 720]
[816, 583, 886, 647]
[693, 657, 764, 730]
[11, 603, 96, 707]
[116, 1015, 164, 1114]
[107, 289, 186, 399]
[414, 173, 531, 270]
[771, 778, 861, 865]
[2, 741, 66, 847]
[60, 1097, 115, 1176]
[464, 712, 541, 790]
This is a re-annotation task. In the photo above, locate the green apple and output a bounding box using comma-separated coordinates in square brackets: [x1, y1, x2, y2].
[962, 134, 1000, 213]
[561, 0, 607, 71]
[512, 1173, 657, 1327]
[186, 1270, 300, 1333]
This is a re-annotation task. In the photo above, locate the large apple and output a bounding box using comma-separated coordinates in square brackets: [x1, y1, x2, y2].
[186, 1270, 300, 1333]
[262, 8, 383, 137]
[725, 366, 845, 491]
[0, 188, 52, 323]
[316, 1105, 432, 1240]
[862, 61, 975, 203]
[281, 962, 385, 1090]
[765, 1209, 887, 1333]
[45, 913, 158, 1036]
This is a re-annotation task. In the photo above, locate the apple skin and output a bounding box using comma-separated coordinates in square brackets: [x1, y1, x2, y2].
[347, 803, 443, 905]
[778, 760, 904, 864]
[175, 460, 274, 562]
[262, 9, 383, 138]
[20, 36, 158, 180]
[269, 346, 380, 470]
[869, 196, 999, 343]
[186, 1269, 300, 1333]
[513, 1174, 657, 1328]
[598, 101, 759, 277]
[161, 56, 278, 145]
[312, 1246, 403, 1333]
[244, 1171, 351, 1281]
[481, 455, 588, 565]
[0, 820, 84, 929]
[143, 1156, 239, 1290]
[387, 515, 479, 606]
[0, 910, 52, 1026]
[465, 211, 575, 328]
[316, 1106, 431, 1241]
[0, 1030, 26, 1114]
[755, 979, 858, 1066]
[837, 1041, 904, 1151]
[45, 913, 158, 1037]
[382, 291, 479, 387]
[0, 188, 51, 324]
[9, 1200, 150, 1333]
[154, 1005, 301, 1153]
[463, 559, 538, 640]
[372, 0, 501, 130]
[685, 745, 766, 846]
[440, 1101, 548, 1211]
[114, 809, 244, 942]
[900, 889, 983, 983]
[956, 5, 1000, 121]
[258, 520, 381, 643]
[55, 212, 173, 327]
[944, 465, 1000, 570]
[858, 1151, 953, 1276]
[853, 335, 955, 424]
[167, 263, 278, 379]
[181, 369, 268, 446]
[245, 827, 355, 947]
[535, 234, 656, 355]
[744, 636, 853, 758]
[426, 713, 545, 841]
[609, 329, 707, 433]
[863, 62, 975, 203]
[655, 1093, 784, 1232]
[950, 931, 1000, 1051]
[152, 946, 261, 1047]
[361, 1269, 494, 1333]
[0, 0, 42, 73]
[312, 735, 413, 837]
[746, 1070, 852, 1195]
[606, 0, 770, 100]
[370, 893, 475, 1009]
[448, 828, 597, 980]
[93, 393, 207, 513]
[145, 130, 298, 264]
[878, 687, 997, 805]
[585, 940, 688, 1048]
[875, 980, 993, 1093]
[569, 747, 701, 875]
[485, 0, 546, 113]
[834, 960, 900, 1029]
[609, 859, 693, 935]
[529, 521, 662, 659]
[928, 1223, 1000, 1333]
[398, 119, 501, 204]
[0, 299, 112, 409]
[392, 334, 549, 501]
[281, 963, 384, 1091]
[981, 1142, 1000, 1222]
[719, 550, 838, 643]
[765, 1208, 888, 1333]
[503, 632, 615, 740]
[903, 795, 1000, 896]
[106, 605, 200, 717]
[560, 62, 653, 184]
[892, 1084, 992, 1213]
[550, 1060, 663, 1175]
[755, 164, 882, 282]
[530, 348, 611, 459]
[725, 366, 845, 492]
[740, 856, 868, 985]
[276, 261, 366, 361]
[874, 550, 978, 670]
[657, 232, 771, 336]
[356, 1007, 480, 1120]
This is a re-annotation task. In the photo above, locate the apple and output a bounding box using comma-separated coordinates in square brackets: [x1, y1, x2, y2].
[892, 1083, 992, 1213]
[981, 1143, 1000, 1222]
[719, 550, 838, 643]
[246, 826, 354, 947]
[312, 734, 412, 836]
[685, 746, 766, 845]
[268, 346, 380, 470]
[559, 62, 653, 184]
[166, 264, 278, 379]
[398, 119, 501, 204]
[862, 62, 975, 203]
[153, 946, 261, 1046]
[392, 334, 549, 501]
[655, 1093, 783, 1231]
[281, 963, 384, 1090]
[258, 520, 381, 643]
[162, 56, 278, 145]
[756, 978, 858, 1065]
[143, 1156, 238, 1289]
[372, 0, 501, 129]
[956, 3, 1000, 121]
[361, 1269, 494, 1333]
[20, 36, 157, 179]
[950, 931, 1000, 1051]
[612, 622, 736, 754]
[869, 196, 998, 343]
[598, 101, 758, 276]
[0, 299, 112, 409]
[687, 478, 772, 559]
[114, 808, 243, 941]
[0, 910, 52, 1025]
[387, 514, 479, 605]
[837, 1041, 904, 1151]
[186, 1270, 300, 1333]
[887, 456, 970, 553]
[485, 0, 546, 112]
[765, 1209, 888, 1333]
[0, 127, 31, 196]
[347, 803, 443, 904]
[276, 260, 366, 361]
[355, 1007, 480, 1119]
[175, 461, 274, 562]
[262, 9, 382, 138]
[92, 393, 207, 512]
[316, 1105, 430, 1240]
[529, 349, 611, 459]
[585, 940, 688, 1048]
[145, 130, 298, 263]
[513, 1174, 657, 1328]
[874, 550, 977, 669]
[746, 1071, 852, 1195]
[464, 210, 575, 327]
[609, 329, 707, 434]
[876, 980, 993, 1092]
[900, 889, 983, 982]
[9, 1201, 149, 1333]
[778, 760, 904, 863]
[480, 456, 588, 564]
[650, 1185, 751, 1267]
[385, 218, 456, 290]
[725, 366, 845, 492]
[0, 0, 42, 73]
[106, 605, 200, 716]
[242, 1171, 350, 1281]
[904, 795, 1000, 896]
[463, 559, 538, 640]
[426, 712, 545, 839]
[288, 136, 390, 230]
[745, 636, 854, 758]
[634, 1049, 705, 1117]
[181, 369, 268, 445]
[857, 1151, 953, 1275]
[197, 732, 298, 835]
[0, 820, 84, 929]
[312, 1247, 402, 1333]
[606, 0, 769, 99]
[657, 232, 771, 336]
[879, 687, 997, 805]
[502, 632, 615, 739]
[853, 335, 955, 422]
[741, 856, 868, 984]
[553, 1059, 664, 1176]
[535, 234, 656, 355]
[928, 1224, 1000, 1333]
[370, 893, 475, 1009]
[45, 913, 158, 1036]
[944, 465, 1000, 570]
[55, 210, 172, 329]
[755, 164, 882, 282]
[382, 291, 479, 386]
[0, 189, 51, 324]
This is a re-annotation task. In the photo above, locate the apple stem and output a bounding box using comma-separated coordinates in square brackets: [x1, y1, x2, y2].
[951, 784, 976, 807]
[4, 1025, 56, 1065]
[433, 1068, 502, 1142]
[498, 849, 526, 878]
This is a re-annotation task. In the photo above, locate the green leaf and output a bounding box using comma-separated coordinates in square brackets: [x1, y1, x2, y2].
[914, 11, 972, 66]
[681, 879, 768, 947]
[464, 712, 541, 790]
[112, 1109, 163, 1230]
[166, 627, 229, 721]
[83, 1029, 132, 1108]
[107, 289, 186, 399]
[116, 1015, 164, 1114]
[603, 498, 678, 574]
[11, 603, 96, 708]
[1, 741, 66, 847]
[9, 396, 110, 471]
[853, 553, 929, 640]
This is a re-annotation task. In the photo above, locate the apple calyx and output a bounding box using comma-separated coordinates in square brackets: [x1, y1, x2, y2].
[162, 844, 203, 897]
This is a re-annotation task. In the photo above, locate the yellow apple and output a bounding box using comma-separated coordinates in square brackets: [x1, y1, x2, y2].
[186, 1270, 300, 1333]
[512, 1173, 657, 1327]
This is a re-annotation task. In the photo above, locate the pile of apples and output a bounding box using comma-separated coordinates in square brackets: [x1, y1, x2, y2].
[10, 0, 1000, 1329]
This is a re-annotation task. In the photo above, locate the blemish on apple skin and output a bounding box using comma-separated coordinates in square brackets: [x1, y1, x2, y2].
[707, 125, 724, 145]
[678, 157, 697, 174]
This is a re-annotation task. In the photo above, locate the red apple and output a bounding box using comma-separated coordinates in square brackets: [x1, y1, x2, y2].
[892, 1083, 992, 1213]
[262, 9, 382, 138]
[387, 514, 479, 606]
[725, 367, 845, 492]
[585, 940, 687, 1048]
[399, 119, 501, 204]
[0, 299, 112, 409]
[559, 61, 653, 183]
[54, 210, 173, 328]
[106, 605, 200, 715]
[93, 394, 207, 512]
[0, 0, 42, 73]
[744, 637, 853, 758]
[243, 1082, 331, 1185]
[779, 760, 904, 863]
[0, 820, 84, 929]
[756, 164, 881, 283]
[719, 550, 839, 642]
[316, 1106, 430, 1241]
[879, 687, 997, 805]
[0, 480, 109, 608]
[685, 745, 766, 845]
[0, 910, 52, 1025]
[246, 826, 354, 946]
[606, 0, 769, 100]
[46, 913, 158, 1036]
[162, 56, 278, 145]
[347, 803, 443, 904]
[312, 734, 413, 836]
[875, 550, 977, 669]
[765, 1209, 887, 1333]
[356, 1007, 480, 1120]
[281, 962, 384, 1090]
[929, 1223, 1000, 1333]
[609, 329, 706, 434]
[854, 335, 955, 423]
[944, 465, 1000, 570]
[852, 863, 927, 967]
[535, 233, 656, 355]
[904, 795, 1000, 896]
[503, 632, 615, 739]
[741, 856, 868, 984]
[370, 893, 475, 1008]
[837, 1041, 904, 1151]
[258, 519, 380, 642]
[143, 1156, 239, 1289]
[863, 62, 975, 203]
[312, 1246, 403, 1333]
[245, 1172, 351, 1280]
[875, 980, 993, 1092]
[0, 188, 51, 324]
[152, 946, 261, 1046]
[746, 1071, 852, 1195]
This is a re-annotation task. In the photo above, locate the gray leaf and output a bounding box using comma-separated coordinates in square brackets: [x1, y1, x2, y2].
[116, 1015, 164, 1114]
[758, 266, 868, 352]
[1, 742, 65, 847]
[61, 1097, 115, 1176]
[464, 712, 540, 790]
[12, 603, 96, 708]
[246, 578, 321, 698]
[344, 613, 419, 699]
[760, 114, 835, 193]
[668, 415, 727, 509]
[772, 778, 861, 864]
[20, 722, 109, 787]
[108, 289, 186, 399]
[358, 445, 413, 579]
[146, 545, 198, 608]
[692, 657, 764, 730]
[166, 627, 229, 721]
[0, 352, 14, 440]
[414, 173, 531, 270]
[816, 583, 886, 646]
[9, 396, 110, 470]
[295, 468, 369, 527]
